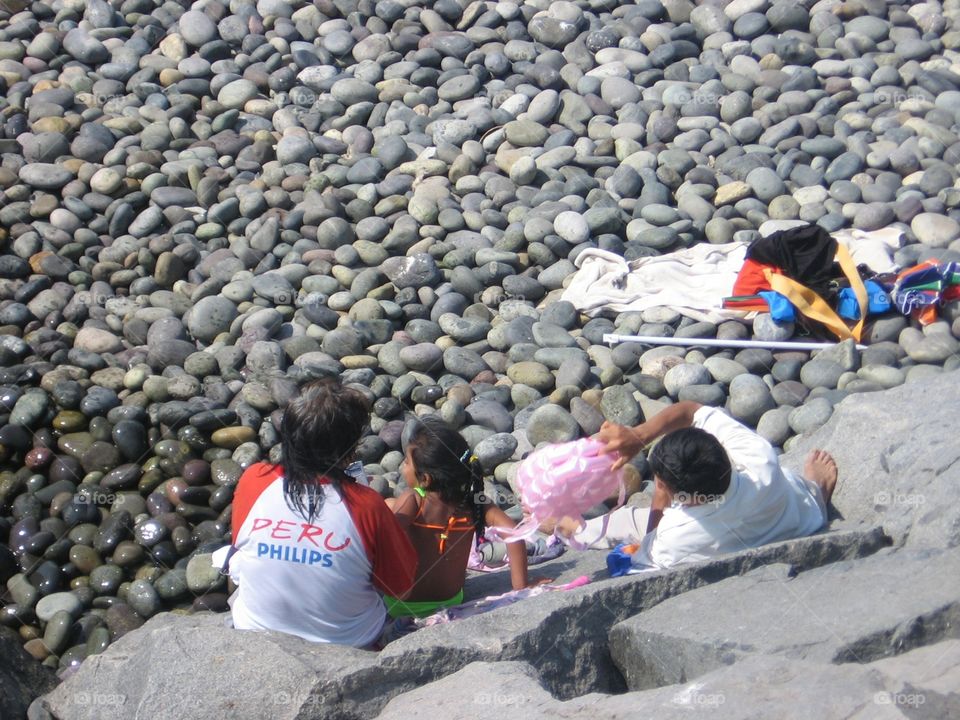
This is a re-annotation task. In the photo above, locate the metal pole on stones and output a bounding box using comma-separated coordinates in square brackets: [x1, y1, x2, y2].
[602, 334, 869, 352]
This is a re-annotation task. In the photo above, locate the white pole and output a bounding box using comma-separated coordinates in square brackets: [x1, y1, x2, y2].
[603, 333, 868, 351]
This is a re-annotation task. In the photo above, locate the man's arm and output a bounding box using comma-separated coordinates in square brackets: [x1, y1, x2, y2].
[597, 400, 703, 470]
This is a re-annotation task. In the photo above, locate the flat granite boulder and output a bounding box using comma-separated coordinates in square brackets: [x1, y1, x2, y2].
[608, 546, 960, 691]
[783, 369, 960, 549]
[376, 641, 960, 719]
[34, 528, 886, 720]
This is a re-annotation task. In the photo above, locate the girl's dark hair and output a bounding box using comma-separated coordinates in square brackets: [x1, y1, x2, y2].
[648, 427, 731, 498]
[407, 416, 485, 545]
[280, 378, 370, 523]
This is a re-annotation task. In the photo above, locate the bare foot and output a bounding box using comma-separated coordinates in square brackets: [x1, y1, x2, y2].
[537, 517, 558, 535]
[804, 449, 838, 506]
[553, 516, 582, 539]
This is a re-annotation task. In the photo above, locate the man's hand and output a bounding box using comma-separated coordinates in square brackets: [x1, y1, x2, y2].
[597, 421, 649, 470]
[597, 401, 703, 470]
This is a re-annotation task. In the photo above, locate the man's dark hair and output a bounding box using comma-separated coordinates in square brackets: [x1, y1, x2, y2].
[280, 378, 370, 523]
[648, 427, 731, 498]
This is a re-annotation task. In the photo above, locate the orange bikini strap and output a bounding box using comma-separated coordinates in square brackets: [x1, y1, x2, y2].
[411, 515, 475, 553]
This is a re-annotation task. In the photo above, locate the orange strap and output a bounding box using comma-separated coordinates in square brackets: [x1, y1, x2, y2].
[411, 516, 474, 553]
[763, 243, 867, 341]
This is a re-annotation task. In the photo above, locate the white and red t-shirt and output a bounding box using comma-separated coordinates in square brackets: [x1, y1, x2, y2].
[228, 463, 417, 647]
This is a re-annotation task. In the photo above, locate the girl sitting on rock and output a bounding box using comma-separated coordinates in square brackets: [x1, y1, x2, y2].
[385, 416, 543, 618]
[226, 379, 417, 647]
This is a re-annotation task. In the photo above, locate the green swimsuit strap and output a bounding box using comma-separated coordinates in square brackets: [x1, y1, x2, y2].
[414, 486, 427, 498]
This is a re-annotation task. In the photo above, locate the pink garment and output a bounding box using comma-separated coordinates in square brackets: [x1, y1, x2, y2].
[486, 438, 625, 548]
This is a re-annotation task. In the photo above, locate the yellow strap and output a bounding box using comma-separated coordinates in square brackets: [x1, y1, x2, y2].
[763, 241, 867, 342]
[765, 272, 854, 340]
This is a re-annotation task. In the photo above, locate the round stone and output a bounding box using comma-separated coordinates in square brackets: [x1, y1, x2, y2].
[218, 79, 258, 109]
[187, 296, 238, 343]
[35, 592, 82, 622]
[126, 579, 162, 619]
[800, 359, 845, 389]
[526, 405, 580, 445]
[179, 11, 218, 47]
[746, 167, 786, 202]
[753, 313, 795, 341]
[185, 553, 225, 594]
[663, 363, 712, 398]
[728, 374, 776, 426]
[474, 433, 518, 469]
[554, 211, 590, 244]
[507, 361, 555, 392]
[911, 213, 959, 249]
[703, 357, 749, 384]
[788, 397, 834, 434]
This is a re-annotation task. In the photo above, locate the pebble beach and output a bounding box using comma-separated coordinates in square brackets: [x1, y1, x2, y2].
[1, 0, 960, 681]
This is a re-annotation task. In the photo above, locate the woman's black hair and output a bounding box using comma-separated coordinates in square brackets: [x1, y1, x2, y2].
[406, 416, 485, 546]
[648, 427, 732, 498]
[280, 378, 370, 523]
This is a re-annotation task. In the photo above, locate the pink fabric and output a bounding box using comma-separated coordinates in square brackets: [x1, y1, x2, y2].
[487, 438, 625, 548]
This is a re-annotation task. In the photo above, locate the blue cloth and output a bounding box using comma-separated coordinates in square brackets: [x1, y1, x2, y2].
[606, 543, 636, 578]
[757, 291, 796, 322]
[837, 280, 891, 320]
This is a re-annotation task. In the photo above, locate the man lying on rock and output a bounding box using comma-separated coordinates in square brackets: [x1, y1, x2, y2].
[552, 401, 838, 569]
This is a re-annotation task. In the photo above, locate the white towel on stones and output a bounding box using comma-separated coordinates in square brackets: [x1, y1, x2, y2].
[560, 243, 751, 323]
[832, 227, 903, 274]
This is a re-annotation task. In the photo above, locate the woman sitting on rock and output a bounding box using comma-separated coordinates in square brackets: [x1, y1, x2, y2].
[385, 416, 543, 617]
[225, 379, 417, 647]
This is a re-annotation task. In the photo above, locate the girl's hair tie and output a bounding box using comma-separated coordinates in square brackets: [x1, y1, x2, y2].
[460, 449, 478, 465]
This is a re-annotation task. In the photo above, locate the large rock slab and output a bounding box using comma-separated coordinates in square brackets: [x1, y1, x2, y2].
[782, 370, 960, 548]
[609, 546, 960, 691]
[376, 641, 960, 719]
[35, 529, 886, 719]
[38, 613, 381, 720]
